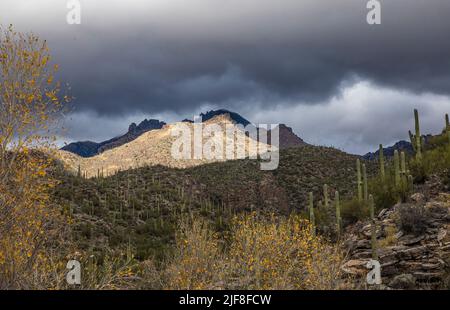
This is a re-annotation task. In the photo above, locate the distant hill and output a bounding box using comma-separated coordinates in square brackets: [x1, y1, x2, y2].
[62, 109, 306, 158]
[56, 114, 274, 178]
[61, 119, 166, 157]
[363, 140, 413, 160]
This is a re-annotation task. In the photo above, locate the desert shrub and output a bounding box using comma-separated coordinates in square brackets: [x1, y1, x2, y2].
[313, 204, 334, 236]
[396, 204, 429, 236]
[368, 174, 403, 209]
[379, 226, 398, 247]
[67, 249, 144, 290]
[163, 219, 225, 290]
[426, 131, 450, 149]
[163, 213, 349, 290]
[409, 143, 450, 183]
[409, 158, 428, 184]
[341, 198, 369, 225]
[226, 213, 346, 290]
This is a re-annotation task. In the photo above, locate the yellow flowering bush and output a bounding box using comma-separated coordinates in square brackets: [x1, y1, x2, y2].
[163, 213, 349, 290]
[164, 220, 226, 289]
[0, 25, 70, 289]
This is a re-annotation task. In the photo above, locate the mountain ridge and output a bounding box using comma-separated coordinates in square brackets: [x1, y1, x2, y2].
[61, 109, 306, 158]
[57, 113, 276, 177]
[61, 118, 166, 157]
[363, 140, 414, 160]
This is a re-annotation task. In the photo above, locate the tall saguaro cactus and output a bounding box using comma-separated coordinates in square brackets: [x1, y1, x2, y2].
[369, 194, 375, 219]
[369, 194, 378, 260]
[308, 192, 315, 236]
[356, 159, 363, 202]
[379, 144, 385, 181]
[335, 191, 341, 237]
[363, 163, 368, 202]
[408, 130, 416, 153]
[408, 174, 414, 192]
[446, 114, 450, 144]
[400, 151, 407, 188]
[414, 109, 422, 161]
[394, 150, 401, 187]
[323, 184, 329, 208]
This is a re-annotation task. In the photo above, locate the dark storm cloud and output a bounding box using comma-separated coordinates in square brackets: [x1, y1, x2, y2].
[3, 0, 449, 116]
[2, 0, 450, 153]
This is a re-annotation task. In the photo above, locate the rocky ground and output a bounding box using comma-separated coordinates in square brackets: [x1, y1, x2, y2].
[342, 175, 450, 289]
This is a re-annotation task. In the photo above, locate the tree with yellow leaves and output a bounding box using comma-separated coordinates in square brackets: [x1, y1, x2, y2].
[0, 25, 70, 289]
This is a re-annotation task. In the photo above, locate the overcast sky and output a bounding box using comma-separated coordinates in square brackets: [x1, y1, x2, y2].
[2, 0, 450, 154]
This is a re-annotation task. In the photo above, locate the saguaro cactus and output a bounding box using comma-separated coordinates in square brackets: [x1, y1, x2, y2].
[408, 174, 414, 192]
[369, 194, 375, 219]
[335, 191, 341, 237]
[369, 194, 378, 260]
[323, 184, 329, 208]
[357, 159, 363, 202]
[308, 192, 315, 235]
[408, 130, 416, 153]
[400, 151, 407, 188]
[363, 163, 368, 202]
[394, 150, 401, 186]
[445, 114, 450, 145]
[414, 109, 422, 161]
[379, 144, 385, 181]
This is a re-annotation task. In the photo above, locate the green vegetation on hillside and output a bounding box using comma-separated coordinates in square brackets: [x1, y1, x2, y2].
[53, 145, 371, 262]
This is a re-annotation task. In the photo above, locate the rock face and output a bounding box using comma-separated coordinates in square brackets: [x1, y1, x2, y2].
[60, 141, 100, 158]
[200, 109, 251, 126]
[275, 124, 306, 149]
[61, 119, 166, 157]
[97, 119, 166, 154]
[342, 191, 450, 289]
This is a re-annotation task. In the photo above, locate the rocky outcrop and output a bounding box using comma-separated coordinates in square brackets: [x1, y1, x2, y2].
[342, 192, 450, 289]
[274, 124, 306, 149]
[62, 119, 166, 157]
[97, 119, 166, 154]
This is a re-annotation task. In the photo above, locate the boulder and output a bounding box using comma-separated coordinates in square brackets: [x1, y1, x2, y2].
[388, 274, 416, 289]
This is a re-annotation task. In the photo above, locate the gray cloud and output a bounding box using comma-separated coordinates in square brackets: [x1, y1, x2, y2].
[2, 0, 450, 152]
